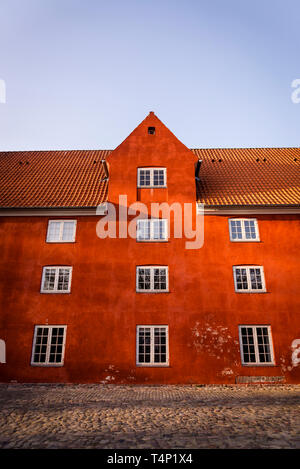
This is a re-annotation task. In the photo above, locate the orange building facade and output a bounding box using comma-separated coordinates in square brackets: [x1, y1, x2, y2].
[0, 112, 299, 384]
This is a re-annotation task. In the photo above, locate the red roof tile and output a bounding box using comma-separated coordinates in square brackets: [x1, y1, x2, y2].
[0, 147, 299, 208]
[192, 148, 300, 206]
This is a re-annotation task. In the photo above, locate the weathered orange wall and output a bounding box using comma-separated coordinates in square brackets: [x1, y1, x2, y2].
[0, 113, 299, 384]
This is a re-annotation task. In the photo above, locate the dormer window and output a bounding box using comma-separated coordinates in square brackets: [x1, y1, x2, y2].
[137, 168, 167, 188]
[148, 126, 155, 135]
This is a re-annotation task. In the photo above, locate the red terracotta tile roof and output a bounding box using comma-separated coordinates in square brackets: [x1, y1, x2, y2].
[0, 147, 299, 208]
[192, 148, 300, 207]
[0, 150, 111, 208]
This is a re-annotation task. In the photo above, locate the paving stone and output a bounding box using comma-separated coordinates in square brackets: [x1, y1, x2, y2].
[0, 384, 299, 449]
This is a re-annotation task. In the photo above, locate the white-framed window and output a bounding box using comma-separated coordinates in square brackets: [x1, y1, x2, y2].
[229, 219, 260, 242]
[41, 266, 72, 293]
[46, 220, 77, 243]
[136, 266, 169, 292]
[233, 266, 266, 293]
[137, 168, 167, 188]
[239, 325, 275, 365]
[31, 325, 67, 366]
[137, 219, 168, 242]
[136, 325, 169, 366]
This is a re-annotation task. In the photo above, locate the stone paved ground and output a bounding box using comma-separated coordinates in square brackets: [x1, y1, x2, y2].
[0, 384, 299, 449]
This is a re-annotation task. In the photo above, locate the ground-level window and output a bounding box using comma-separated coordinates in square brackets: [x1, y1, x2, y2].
[136, 326, 169, 366]
[31, 326, 67, 366]
[41, 266, 72, 293]
[137, 219, 168, 241]
[233, 266, 266, 292]
[0, 339, 5, 363]
[239, 325, 275, 365]
[136, 266, 169, 292]
[229, 219, 260, 241]
[46, 220, 77, 242]
[137, 168, 167, 188]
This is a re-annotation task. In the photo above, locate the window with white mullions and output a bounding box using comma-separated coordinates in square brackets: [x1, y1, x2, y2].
[137, 326, 169, 366]
[153, 169, 165, 186]
[31, 325, 67, 366]
[136, 266, 169, 292]
[137, 168, 166, 188]
[47, 220, 77, 242]
[239, 326, 274, 365]
[41, 266, 72, 293]
[137, 219, 168, 241]
[229, 219, 259, 241]
[233, 266, 266, 292]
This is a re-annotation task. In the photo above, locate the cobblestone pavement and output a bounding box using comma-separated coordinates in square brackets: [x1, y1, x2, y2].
[0, 384, 299, 449]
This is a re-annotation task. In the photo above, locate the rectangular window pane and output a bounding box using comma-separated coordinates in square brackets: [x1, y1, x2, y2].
[235, 268, 248, 290]
[47, 220, 76, 242]
[43, 268, 56, 291]
[137, 220, 150, 240]
[48, 222, 61, 241]
[153, 268, 167, 290]
[57, 268, 70, 291]
[250, 268, 263, 290]
[240, 326, 273, 365]
[153, 328, 167, 363]
[138, 268, 151, 290]
[137, 267, 168, 292]
[230, 219, 259, 241]
[32, 326, 66, 366]
[62, 222, 75, 241]
[139, 170, 151, 186]
[138, 168, 166, 187]
[138, 328, 151, 363]
[42, 267, 71, 293]
[153, 169, 165, 186]
[234, 266, 265, 292]
[137, 326, 168, 365]
[255, 327, 272, 363]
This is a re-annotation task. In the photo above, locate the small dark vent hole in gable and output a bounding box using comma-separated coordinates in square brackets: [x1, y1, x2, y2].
[148, 127, 155, 135]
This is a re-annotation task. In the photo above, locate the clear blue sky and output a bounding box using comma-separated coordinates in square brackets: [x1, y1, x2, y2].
[0, 0, 299, 151]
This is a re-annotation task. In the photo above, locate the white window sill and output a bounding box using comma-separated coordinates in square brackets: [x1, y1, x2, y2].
[136, 290, 169, 294]
[137, 186, 167, 189]
[235, 290, 267, 294]
[136, 364, 170, 367]
[40, 290, 71, 294]
[241, 363, 276, 367]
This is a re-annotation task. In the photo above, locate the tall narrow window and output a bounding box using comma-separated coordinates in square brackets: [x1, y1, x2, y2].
[137, 168, 166, 188]
[137, 219, 168, 241]
[239, 326, 274, 365]
[136, 326, 169, 366]
[229, 219, 259, 241]
[136, 266, 168, 292]
[41, 266, 72, 293]
[233, 266, 266, 293]
[31, 326, 67, 366]
[47, 220, 77, 242]
[148, 126, 155, 135]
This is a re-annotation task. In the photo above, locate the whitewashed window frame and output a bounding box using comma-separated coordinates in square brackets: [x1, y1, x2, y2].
[137, 167, 167, 188]
[137, 219, 168, 242]
[31, 325, 67, 367]
[136, 266, 169, 293]
[238, 325, 275, 366]
[136, 325, 169, 367]
[46, 220, 77, 243]
[40, 266, 73, 294]
[229, 218, 260, 242]
[233, 266, 266, 293]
